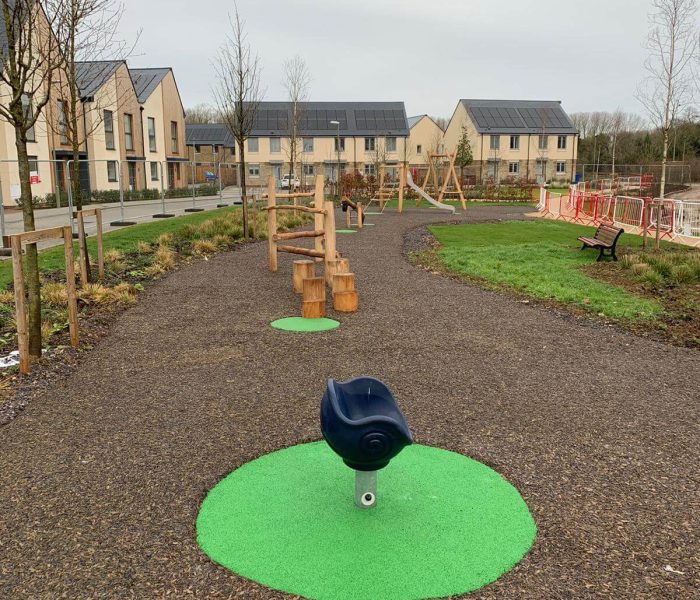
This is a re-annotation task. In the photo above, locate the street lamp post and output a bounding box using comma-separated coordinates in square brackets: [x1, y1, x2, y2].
[330, 120, 341, 201]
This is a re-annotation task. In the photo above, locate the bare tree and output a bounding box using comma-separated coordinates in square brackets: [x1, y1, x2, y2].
[0, 0, 64, 358]
[185, 102, 218, 124]
[638, 0, 698, 246]
[283, 55, 310, 191]
[51, 0, 137, 281]
[212, 2, 263, 240]
[431, 116, 448, 131]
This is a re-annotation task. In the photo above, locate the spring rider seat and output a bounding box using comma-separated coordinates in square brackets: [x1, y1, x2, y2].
[321, 377, 412, 509]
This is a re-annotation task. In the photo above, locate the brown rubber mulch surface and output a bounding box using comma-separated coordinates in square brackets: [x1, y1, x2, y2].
[0, 207, 698, 599]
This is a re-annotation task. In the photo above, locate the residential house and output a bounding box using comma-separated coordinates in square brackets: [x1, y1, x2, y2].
[443, 99, 579, 184]
[240, 101, 409, 186]
[406, 115, 444, 167]
[185, 123, 236, 165]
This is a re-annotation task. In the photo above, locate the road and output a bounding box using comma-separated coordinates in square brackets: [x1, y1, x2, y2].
[0, 188, 243, 252]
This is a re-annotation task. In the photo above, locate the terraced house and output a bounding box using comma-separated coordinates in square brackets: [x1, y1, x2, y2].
[234, 101, 409, 186]
[0, 9, 187, 207]
[443, 99, 579, 184]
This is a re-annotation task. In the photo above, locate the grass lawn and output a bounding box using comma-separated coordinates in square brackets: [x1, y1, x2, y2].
[0, 206, 241, 289]
[428, 219, 663, 321]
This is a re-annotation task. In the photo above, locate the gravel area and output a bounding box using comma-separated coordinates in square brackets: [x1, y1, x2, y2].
[0, 206, 698, 599]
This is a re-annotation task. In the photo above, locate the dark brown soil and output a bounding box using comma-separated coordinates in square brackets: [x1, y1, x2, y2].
[0, 206, 698, 599]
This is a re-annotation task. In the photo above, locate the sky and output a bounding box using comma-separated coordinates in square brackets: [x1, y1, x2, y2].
[122, 0, 657, 119]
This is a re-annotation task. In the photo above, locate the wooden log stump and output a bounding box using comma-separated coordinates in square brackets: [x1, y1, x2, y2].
[333, 291, 358, 313]
[337, 258, 350, 274]
[332, 272, 355, 294]
[292, 260, 315, 294]
[302, 276, 326, 318]
[325, 258, 341, 286]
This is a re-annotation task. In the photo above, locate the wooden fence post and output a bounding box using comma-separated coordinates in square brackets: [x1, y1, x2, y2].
[398, 164, 405, 213]
[357, 202, 363, 229]
[10, 236, 28, 374]
[267, 176, 278, 272]
[77, 212, 89, 286]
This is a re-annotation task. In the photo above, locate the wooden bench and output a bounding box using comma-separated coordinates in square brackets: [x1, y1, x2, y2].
[577, 223, 624, 261]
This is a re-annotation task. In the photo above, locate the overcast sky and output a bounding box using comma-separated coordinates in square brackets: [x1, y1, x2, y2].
[123, 0, 658, 119]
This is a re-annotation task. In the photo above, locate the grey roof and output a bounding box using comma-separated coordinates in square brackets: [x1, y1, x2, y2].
[251, 102, 409, 137]
[460, 99, 578, 135]
[407, 115, 424, 128]
[75, 61, 124, 100]
[129, 68, 170, 103]
[185, 123, 235, 148]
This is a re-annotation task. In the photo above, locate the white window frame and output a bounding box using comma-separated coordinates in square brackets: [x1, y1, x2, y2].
[490, 135, 500, 150]
[303, 164, 314, 176]
[124, 114, 134, 151]
[104, 110, 115, 150]
[150, 161, 159, 181]
[270, 137, 281, 153]
[364, 137, 376, 152]
[334, 137, 345, 152]
[248, 163, 260, 177]
[302, 137, 314, 153]
[557, 135, 567, 150]
[508, 161, 519, 174]
[364, 163, 376, 176]
[386, 137, 397, 152]
[538, 135, 547, 150]
[247, 137, 259, 153]
[556, 161, 566, 174]
[170, 121, 179, 153]
[509, 135, 519, 150]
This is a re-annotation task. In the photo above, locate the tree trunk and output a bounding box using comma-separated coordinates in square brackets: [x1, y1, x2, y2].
[656, 128, 670, 249]
[15, 133, 42, 358]
[71, 108, 91, 282]
[239, 141, 248, 240]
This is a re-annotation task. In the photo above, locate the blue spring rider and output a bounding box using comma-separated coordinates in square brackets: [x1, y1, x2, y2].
[321, 377, 412, 508]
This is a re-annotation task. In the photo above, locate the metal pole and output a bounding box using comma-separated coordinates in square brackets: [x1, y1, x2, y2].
[66, 159, 76, 236]
[110, 159, 136, 226]
[216, 161, 227, 207]
[354, 470, 377, 509]
[153, 160, 173, 218]
[185, 159, 204, 212]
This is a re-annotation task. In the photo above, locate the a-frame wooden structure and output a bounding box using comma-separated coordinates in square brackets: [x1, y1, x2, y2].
[420, 152, 465, 208]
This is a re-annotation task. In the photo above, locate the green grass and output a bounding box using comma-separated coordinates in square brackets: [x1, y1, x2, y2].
[429, 220, 663, 321]
[0, 206, 241, 289]
[377, 198, 535, 210]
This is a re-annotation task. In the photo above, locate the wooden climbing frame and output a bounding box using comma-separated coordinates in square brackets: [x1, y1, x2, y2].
[342, 197, 364, 229]
[4, 226, 79, 374]
[264, 174, 337, 284]
[420, 152, 466, 208]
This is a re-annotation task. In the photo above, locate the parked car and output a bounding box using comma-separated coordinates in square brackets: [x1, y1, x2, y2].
[204, 171, 218, 183]
[280, 174, 300, 190]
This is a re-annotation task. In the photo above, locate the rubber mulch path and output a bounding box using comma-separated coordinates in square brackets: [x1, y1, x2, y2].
[0, 207, 697, 599]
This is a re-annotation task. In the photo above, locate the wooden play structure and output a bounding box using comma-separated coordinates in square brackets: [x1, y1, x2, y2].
[420, 152, 466, 208]
[264, 174, 359, 316]
[75, 207, 105, 285]
[4, 226, 79, 374]
[341, 197, 364, 229]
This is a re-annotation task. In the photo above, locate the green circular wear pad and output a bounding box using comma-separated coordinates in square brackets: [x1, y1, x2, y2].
[335, 229, 357, 234]
[197, 442, 536, 600]
[270, 317, 340, 332]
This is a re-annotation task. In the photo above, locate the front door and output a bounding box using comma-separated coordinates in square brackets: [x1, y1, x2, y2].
[127, 162, 137, 191]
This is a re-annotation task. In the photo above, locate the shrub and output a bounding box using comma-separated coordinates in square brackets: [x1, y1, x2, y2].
[212, 235, 232, 250]
[136, 241, 153, 254]
[156, 232, 174, 248]
[41, 283, 68, 306]
[153, 247, 176, 271]
[0, 290, 15, 304]
[671, 264, 696, 285]
[192, 239, 217, 255]
[645, 255, 673, 278]
[631, 263, 650, 275]
[640, 269, 664, 287]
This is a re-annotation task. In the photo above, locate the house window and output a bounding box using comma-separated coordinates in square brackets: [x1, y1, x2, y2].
[22, 95, 35, 142]
[247, 137, 259, 152]
[364, 163, 376, 176]
[58, 100, 68, 144]
[150, 161, 159, 181]
[302, 137, 314, 153]
[28, 155, 38, 173]
[416, 144, 422, 154]
[270, 137, 281, 153]
[556, 161, 566, 174]
[170, 121, 179, 153]
[303, 164, 314, 176]
[490, 135, 500, 150]
[334, 137, 345, 152]
[107, 160, 118, 182]
[557, 136, 567, 150]
[386, 137, 397, 152]
[538, 135, 547, 150]
[508, 161, 519, 174]
[365, 137, 375, 152]
[148, 117, 157, 152]
[104, 110, 115, 150]
[124, 114, 133, 151]
[248, 163, 260, 177]
[509, 135, 519, 150]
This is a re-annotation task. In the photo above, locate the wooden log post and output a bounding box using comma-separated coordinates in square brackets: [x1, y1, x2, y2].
[314, 175, 325, 259]
[10, 236, 28, 374]
[398, 164, 405, 213]
[302, 276, 326, 319]
[267, 176, 278, 272]
[357, 202, 363, 229]
[337, 258, 350, 274]
[95, 208, 105, 281]
[292, 260, 315, 294]
[323, 200, 337, 285]
[77, 212, 89, 286]
[332, 272, 358, 313]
